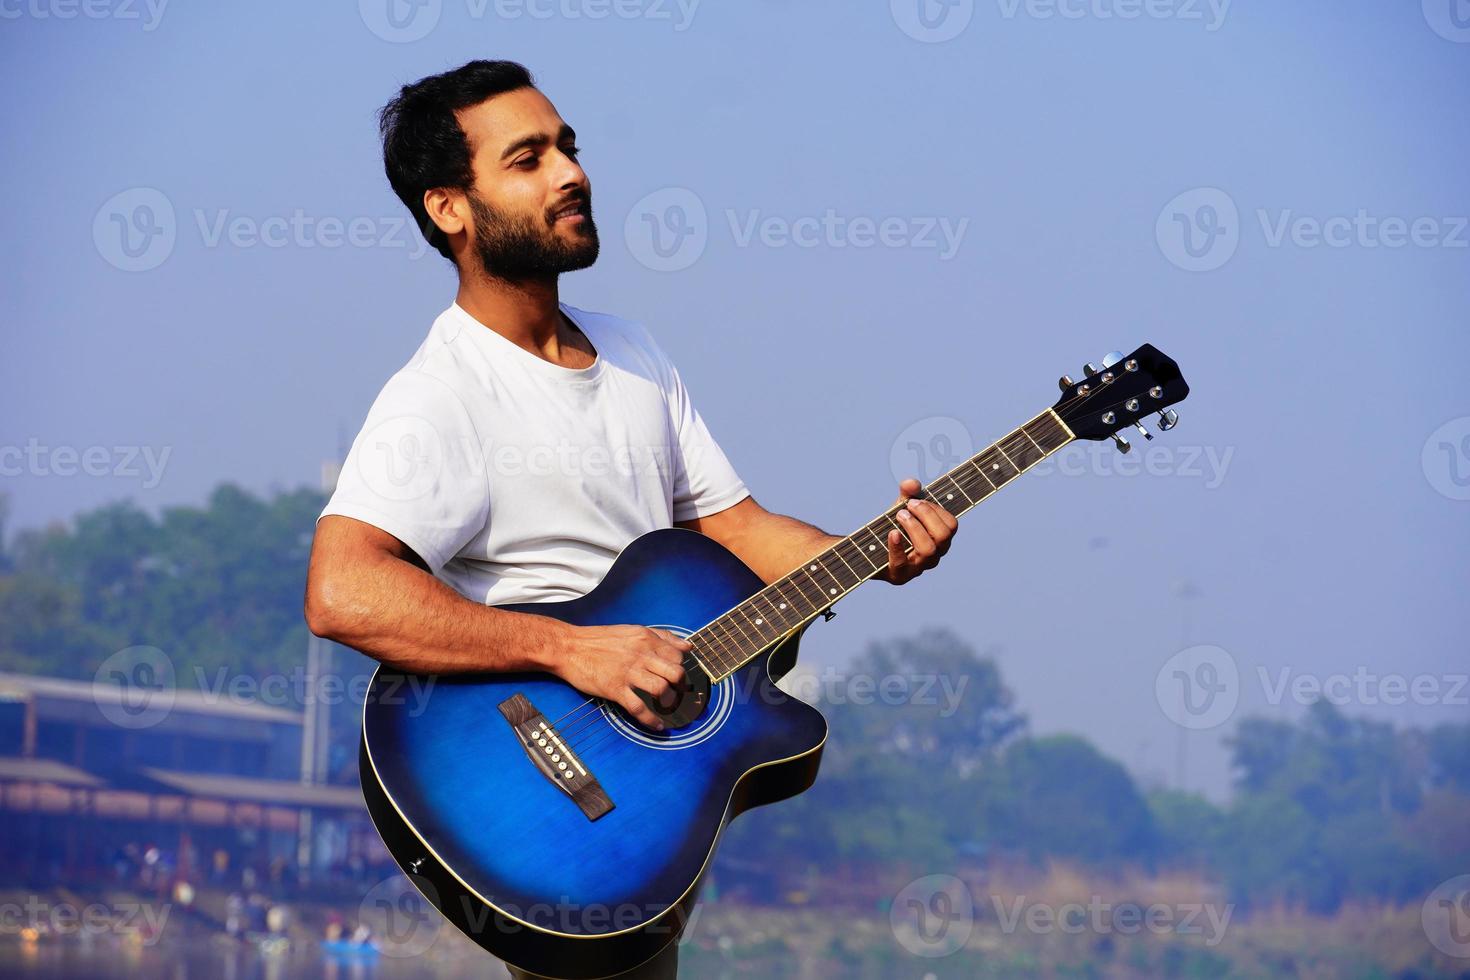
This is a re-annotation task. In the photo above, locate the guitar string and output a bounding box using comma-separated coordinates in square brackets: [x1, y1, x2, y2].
[538, 385, 1130, 757]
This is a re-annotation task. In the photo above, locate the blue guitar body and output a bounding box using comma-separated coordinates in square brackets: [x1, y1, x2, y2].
[360, 527, 827, 979]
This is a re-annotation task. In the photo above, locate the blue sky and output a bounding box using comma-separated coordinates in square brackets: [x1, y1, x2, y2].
[3, 0, 1468, 797]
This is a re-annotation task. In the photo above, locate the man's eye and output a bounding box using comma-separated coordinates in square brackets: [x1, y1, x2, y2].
[513, 156, 537, 169]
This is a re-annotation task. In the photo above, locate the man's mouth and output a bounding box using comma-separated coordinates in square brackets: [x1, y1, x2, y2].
[552, 201, 589, 224]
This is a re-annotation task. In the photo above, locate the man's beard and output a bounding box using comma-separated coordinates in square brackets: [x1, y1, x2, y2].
[466, 190, 599, 281]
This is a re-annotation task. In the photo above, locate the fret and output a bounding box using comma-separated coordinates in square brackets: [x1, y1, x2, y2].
[949, 464, 995, 505]
[927, 473, 973, 515]
[873, 511, 910, 550]
[998, 430, 1046, 471]
[695, 625, 739, 673]
[1028, 410, 1074, 452]
[974, 445, 1020, 487]
[799, 559, 845, 606]
[827, 538, 869, 583]
[836, 536, 884, 577]
[742, 596, 786, 637]
[720, 607, 763, 651]
[778, 567, 828, 616]
[758, 588, 802, 631]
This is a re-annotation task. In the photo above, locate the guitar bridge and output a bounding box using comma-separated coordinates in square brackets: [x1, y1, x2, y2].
[498, 693, 614, 821]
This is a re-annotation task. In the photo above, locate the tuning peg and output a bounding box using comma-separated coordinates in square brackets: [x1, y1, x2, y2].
[1058, 374, 1075, 391]
[1133, 422, 1154, 441]
[1111, 432, 1131, 454]
[1101, 350, 1125, 369]
[1083, 363, 1101, 378]
[1157, 409, 1178, 431]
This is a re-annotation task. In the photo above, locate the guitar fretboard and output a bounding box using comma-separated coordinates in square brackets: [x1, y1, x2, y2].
[692, 408, 1075, 681]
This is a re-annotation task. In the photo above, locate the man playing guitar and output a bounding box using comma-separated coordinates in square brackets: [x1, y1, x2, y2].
[305, 59, 958, 979]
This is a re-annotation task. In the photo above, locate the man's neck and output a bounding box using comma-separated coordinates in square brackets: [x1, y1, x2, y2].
[455, 274, 592, 366]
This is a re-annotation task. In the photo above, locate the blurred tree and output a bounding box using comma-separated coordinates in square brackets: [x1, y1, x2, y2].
[975, 734, 1157, 866]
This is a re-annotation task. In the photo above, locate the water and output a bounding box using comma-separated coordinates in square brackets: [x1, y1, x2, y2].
[0, 938, 496, 979]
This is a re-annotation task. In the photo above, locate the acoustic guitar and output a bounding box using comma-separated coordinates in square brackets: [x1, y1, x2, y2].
[359, 344, 1190, 978]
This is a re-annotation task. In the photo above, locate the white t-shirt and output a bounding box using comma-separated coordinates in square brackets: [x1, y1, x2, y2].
[319, 302, 749, 605]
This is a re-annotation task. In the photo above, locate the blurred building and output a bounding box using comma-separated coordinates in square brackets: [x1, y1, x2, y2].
[0, 671, 386, 890]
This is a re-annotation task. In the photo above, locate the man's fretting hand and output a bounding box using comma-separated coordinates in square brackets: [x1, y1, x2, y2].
[878, 477, 958, 586]
[551, 625, 691, 730]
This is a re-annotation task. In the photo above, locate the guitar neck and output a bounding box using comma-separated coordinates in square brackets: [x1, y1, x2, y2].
[693, 408, 1076, 681]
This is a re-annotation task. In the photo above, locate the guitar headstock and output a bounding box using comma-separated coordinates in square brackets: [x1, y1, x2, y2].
[1051, 344, 1189, 452]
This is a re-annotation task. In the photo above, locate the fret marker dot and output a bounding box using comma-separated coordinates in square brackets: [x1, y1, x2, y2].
[868, 544, 875, 551]
[779, 603, 786, 610]
[946, 493, 953, 500]
[755, 618, 763, 625]
[992, 463, 1000, 470]
[829, 588, 837, 595]
[809, 565, 816, 572]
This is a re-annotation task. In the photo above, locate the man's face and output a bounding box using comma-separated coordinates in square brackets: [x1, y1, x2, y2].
[455, 88, 598, 280]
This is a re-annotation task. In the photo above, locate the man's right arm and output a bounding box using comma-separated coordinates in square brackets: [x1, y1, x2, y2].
[304, 515, 687, 729]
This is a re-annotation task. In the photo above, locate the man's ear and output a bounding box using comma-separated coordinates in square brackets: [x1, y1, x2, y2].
[422, 187, 467, 242]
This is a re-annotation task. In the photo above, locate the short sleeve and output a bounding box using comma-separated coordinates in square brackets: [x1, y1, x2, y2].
[319, 370, 488, 572]
[663, 354, 749, 523]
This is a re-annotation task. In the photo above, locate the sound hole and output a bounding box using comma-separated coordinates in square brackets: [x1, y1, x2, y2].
[635, 658, 711, 731]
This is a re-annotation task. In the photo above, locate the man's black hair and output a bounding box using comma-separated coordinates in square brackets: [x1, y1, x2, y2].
[379, 60, 536, 262]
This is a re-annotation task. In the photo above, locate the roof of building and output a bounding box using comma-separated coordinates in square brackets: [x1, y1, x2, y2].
[0, 756, 105, 787]
[0, 671, 304, 726]
[136, 768, 364, 810]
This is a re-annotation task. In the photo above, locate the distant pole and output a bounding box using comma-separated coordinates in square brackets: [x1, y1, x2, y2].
[297, 458, 342, 879]
[1173, 580, 1200, 792]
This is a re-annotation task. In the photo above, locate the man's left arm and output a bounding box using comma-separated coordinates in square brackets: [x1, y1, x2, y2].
[675, 477, 957, 587]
